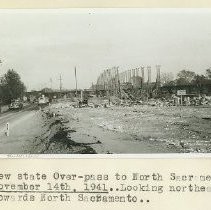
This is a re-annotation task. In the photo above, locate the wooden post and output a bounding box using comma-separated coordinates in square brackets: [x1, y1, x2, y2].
[6, 122, 9, 136]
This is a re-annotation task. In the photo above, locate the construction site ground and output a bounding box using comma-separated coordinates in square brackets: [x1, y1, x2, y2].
[0, 101, 210, 154]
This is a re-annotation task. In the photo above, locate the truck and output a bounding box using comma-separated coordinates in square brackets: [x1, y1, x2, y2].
[38, 95, 49, 107]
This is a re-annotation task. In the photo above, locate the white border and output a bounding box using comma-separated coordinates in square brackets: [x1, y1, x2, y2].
[0, 153, 211, 159]
[0, 8, 211, 13]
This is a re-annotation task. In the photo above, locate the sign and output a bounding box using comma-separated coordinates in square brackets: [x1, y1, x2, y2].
[177, 90, 186, 96]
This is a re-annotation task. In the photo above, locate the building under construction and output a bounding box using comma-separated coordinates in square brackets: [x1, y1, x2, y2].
[93, 65, 161, 100]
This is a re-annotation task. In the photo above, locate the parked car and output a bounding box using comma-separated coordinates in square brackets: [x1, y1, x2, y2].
[9, 100, 23, 110]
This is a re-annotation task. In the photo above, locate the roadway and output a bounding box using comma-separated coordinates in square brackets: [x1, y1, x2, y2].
[0, 104, 43, 153]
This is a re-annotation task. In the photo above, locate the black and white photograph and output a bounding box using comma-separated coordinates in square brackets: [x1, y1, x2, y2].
[0, 9, 211, 154]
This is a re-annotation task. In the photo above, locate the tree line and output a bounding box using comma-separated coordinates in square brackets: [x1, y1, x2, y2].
[161, 68, 211, 86]
[0, 69, 26, 104]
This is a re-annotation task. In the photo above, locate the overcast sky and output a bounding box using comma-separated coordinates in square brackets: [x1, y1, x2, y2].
[0, 9, 211, 91]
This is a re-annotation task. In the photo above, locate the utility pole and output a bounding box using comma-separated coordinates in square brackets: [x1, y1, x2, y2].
[74, 66, 78, 97]
[156, 65, 161, 95]
[106, 69, 110, 104]
[59, 74, 62, 92]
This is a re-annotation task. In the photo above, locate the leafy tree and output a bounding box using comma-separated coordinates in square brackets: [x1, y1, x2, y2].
[1, 69, 26, 103]
[206, 68, 211, 79]
[191, 74, 211, 94]
[192, 74, 208, 87]
[192, 74, 207, 84]
[176, 70, 196, 85]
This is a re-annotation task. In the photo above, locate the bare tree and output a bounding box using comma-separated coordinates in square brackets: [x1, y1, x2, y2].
[160, 72, 174, 85]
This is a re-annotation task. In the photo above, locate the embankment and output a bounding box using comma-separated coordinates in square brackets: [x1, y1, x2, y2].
[30, 109, 97, 154]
